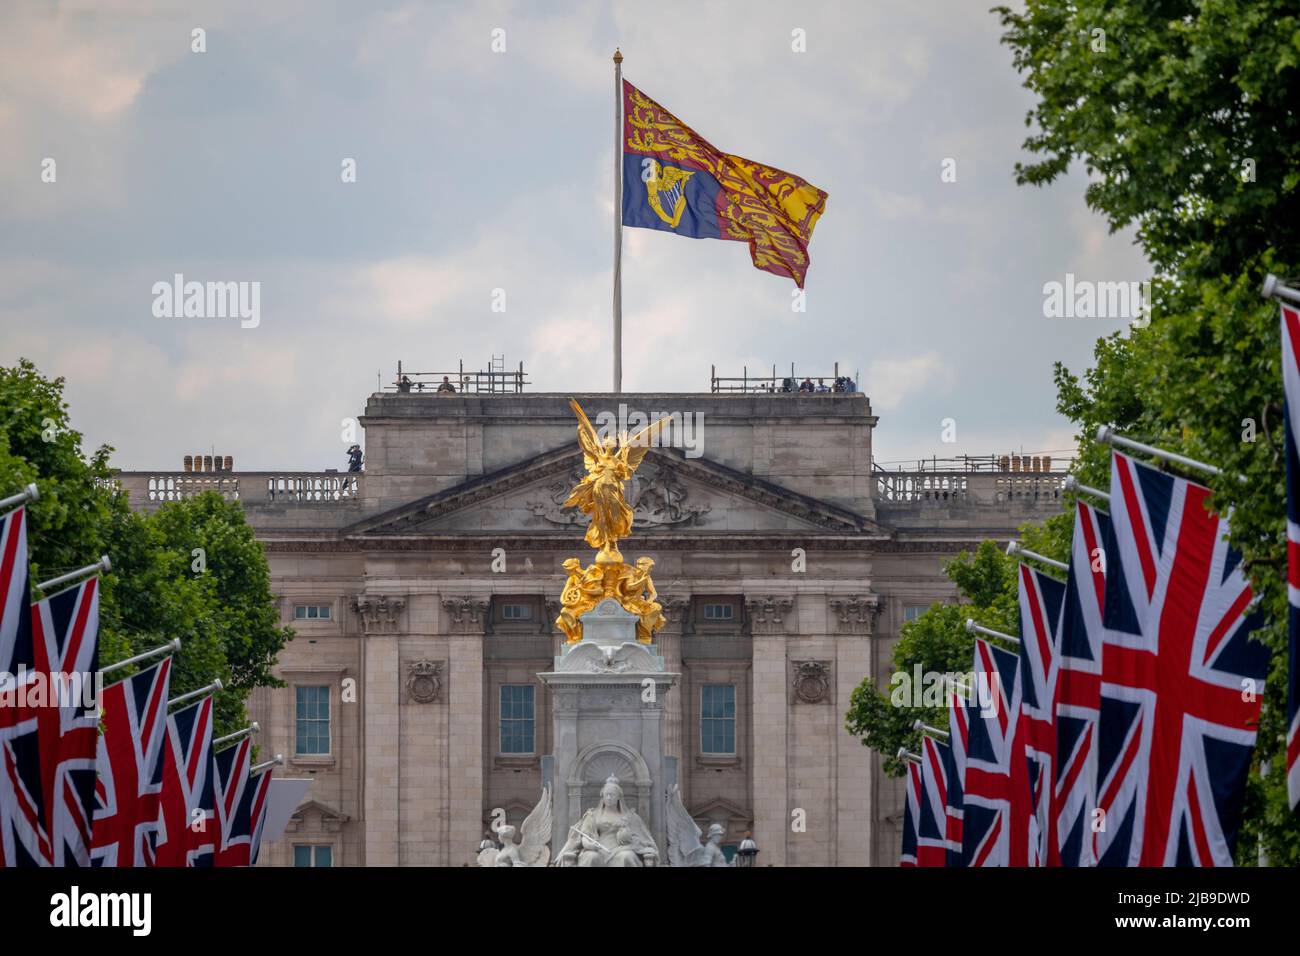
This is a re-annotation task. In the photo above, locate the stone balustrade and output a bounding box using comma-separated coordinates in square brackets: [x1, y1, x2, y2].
[874, 471, 1065, 506]
[107, 471, 363, 506]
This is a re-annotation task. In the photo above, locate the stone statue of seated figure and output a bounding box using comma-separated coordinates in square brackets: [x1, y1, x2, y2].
[556, 776, 659, 867]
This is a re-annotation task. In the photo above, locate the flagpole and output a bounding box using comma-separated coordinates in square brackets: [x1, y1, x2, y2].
[1262, 274, 1300, 305]
[1095, 425, 1228, 480]
[613, 47, 624, 394]
[100, 637, 181, 677]
[1063, 474, 1111, 504]
[964, 618, 1020, 646]
[912, 719, 950, 739]
[214, 722, 259, 750]
[1005, 540, 1068, 574]
[0, 483, 38, 512]
[168, 678, 222, 709]
[250, 754, 283, 776]
[35, 555, 111, 593]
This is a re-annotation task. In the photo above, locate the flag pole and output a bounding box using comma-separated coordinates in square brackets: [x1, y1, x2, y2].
[168, 678, 222, 709]
[1262, 274, 1300, 305]
[1006, 540, 1069, 574]
[101, 637, 181, 677]
[1063, 474, 1111, 504]
[613, 47, 624, 394]
[214, 722, 259, 750]
[964, 618, 1020, 646]
[35, 555, 111, 593]
[0, 483, 38, 512]
[912, 719, 950, 739]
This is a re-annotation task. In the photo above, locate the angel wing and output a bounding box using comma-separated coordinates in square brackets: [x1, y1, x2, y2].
[569, 399, 603, 469]
[665, 783, 705, 867]
[517, 784, 553, 867]
[621, 414, 671, 472]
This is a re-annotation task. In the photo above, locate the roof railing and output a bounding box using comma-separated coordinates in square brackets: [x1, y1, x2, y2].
[386, 360, 530, 395]
[710, 363, 861, 394]
[871, 455, 1075, 474]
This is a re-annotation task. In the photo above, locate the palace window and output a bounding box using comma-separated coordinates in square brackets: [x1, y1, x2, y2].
[295, 685, 331, 755]
[703, 603, 734, 621]
[903, 605, 928, 623]
[293, 845, 333, 867]
[500, 684, 536, 754]
[700, 684, 736, 754]
[501, 603, 533, 621]
[293, 604, 332, 621]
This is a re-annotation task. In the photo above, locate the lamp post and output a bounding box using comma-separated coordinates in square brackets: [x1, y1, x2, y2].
[733, 830, 759, 867]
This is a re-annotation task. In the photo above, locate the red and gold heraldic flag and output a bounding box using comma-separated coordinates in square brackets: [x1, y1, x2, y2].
[621, 80, 828, 288]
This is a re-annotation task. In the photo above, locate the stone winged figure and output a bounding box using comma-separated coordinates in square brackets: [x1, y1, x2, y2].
[564, 399, 669, 560]
[665, 783, 728, 867]
[476, 785, 553, 867]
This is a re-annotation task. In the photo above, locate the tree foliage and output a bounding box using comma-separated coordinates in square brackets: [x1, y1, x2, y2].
[0, 359, 291, 737]
[995, 0, 1299, 863]
[845, 536, 1067, 777]
[847, 0, 1299, 863]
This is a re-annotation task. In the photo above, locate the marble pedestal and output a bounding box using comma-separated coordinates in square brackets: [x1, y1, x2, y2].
[538, 599, 679, 855]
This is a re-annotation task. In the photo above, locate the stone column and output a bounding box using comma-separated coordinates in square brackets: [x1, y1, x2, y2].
[829, 595, 882, 867]
[442, 596, 488, 866]
[656, 595, 690, 762]
[747, 594, 794, 867]
[354, 595, 407, 866]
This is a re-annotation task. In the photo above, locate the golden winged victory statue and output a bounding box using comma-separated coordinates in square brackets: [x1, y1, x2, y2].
[555, 399, 669, 644]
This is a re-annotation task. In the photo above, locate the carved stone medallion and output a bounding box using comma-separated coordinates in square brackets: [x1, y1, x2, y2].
[791, 660, 832, 704]
[406, 659, 443, 704]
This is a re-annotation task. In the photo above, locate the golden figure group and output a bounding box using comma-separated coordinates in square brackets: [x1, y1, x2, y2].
[555, 399, 667, 644]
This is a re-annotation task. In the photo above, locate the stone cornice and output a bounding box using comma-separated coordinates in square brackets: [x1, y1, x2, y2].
[261, 535, 978, 555]
[343, 447, 887, 537]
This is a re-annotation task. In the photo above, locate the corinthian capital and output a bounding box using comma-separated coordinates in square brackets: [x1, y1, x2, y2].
[441, 596, 489, 633]
[351, 594, 406, 635]
[828, 595, 882, 635]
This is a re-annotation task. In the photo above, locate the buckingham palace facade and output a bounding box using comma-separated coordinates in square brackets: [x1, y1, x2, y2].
[115, 388, 1063, 866]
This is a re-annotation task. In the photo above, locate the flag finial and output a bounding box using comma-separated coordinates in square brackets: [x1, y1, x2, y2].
[613, 48, 623, 64]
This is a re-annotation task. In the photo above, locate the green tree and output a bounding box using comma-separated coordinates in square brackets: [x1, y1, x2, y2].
[0, 359, 291, 737]
[994, 0, 1300, 861]
[846, 534, 1067, 776]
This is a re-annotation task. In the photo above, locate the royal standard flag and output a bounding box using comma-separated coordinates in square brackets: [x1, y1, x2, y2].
[621, 80, 828, 288]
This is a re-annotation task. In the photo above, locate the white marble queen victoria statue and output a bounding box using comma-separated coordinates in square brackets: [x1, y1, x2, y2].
[556, 776, 659, 867]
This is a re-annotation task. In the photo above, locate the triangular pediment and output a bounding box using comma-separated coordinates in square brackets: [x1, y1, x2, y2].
[287, 798, 349, 831]
[345, 448, 885, 537]
[689, 796, 751, 822]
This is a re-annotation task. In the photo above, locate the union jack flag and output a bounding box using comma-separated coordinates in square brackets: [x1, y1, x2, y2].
[918, 734, 960, 867]
[154, 695, 214, 867]
[900, 758, 920, 867]
[944, 680, 968, 867]
[1054, 501, 1112, 866]
[216, 750, 273, 867]
[90, 657, 172, 866]
[212, 736, 252, 867]
[30, 577, 100, 866]
[1098, 451, 1269, 866]
[1016, 562, 1065, 866]
[960, 637, 1021, 866]
[0, 504, 49, 867]
[1281, 300, 1300, 811]
[915, 735, 947, 866]
[246, 768, 274, 865]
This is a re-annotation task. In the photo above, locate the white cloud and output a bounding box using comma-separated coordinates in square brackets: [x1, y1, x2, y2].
[864, 352, 952, 412]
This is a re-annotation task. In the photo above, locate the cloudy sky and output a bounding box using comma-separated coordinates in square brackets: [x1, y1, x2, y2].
[1, 0, 1147, 473]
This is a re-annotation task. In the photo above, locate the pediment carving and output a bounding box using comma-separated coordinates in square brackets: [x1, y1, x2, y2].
[345, 448, 883, 538]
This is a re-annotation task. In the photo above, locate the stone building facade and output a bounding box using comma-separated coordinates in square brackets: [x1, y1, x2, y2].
[116, 390, 1064, 866]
